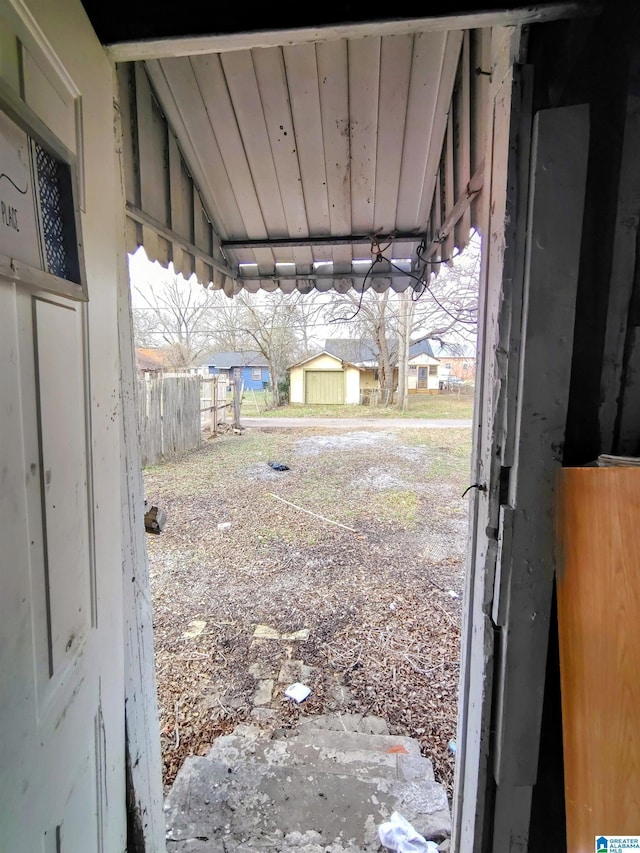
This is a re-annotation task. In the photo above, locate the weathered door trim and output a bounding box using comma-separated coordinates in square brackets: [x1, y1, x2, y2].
[453, 28, 591, 850]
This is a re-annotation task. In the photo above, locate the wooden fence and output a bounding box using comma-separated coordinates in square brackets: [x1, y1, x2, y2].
[137, 375, 202, 467]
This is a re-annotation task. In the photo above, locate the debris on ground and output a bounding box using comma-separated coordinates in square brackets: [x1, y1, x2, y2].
[284, 682, 312, 703]
[217, 521, 232, 531]
[378, 811, 439, 852]
[144, 501, 166, 534]
[145, 427, 470, 796]
[268, 460, 290, 471]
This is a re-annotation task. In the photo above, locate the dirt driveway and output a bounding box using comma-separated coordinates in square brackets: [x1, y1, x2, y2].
[144, 425, 471, 797]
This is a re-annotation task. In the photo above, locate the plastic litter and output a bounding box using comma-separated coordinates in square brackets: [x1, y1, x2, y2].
[217, 521, 232, 531]
[268, 461, 290, 471]
[284, 682, 311, 703]
[447, 590, 459, 599]
[448, 740, 457, 754]
[378, 812, 439, 852]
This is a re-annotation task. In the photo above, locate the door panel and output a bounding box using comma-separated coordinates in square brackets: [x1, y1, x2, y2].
[33, 297, 93, 674]
[305, 370, 345, 404]
[0, 280, 105, 853]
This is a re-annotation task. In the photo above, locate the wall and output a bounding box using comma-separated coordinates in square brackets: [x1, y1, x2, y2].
[289, 365, 304, 403]
[360, 368, 379, 390]
[345, 365, 361, 404]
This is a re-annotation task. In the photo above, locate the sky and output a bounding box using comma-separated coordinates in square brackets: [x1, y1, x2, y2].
[127, 230, 481, 351]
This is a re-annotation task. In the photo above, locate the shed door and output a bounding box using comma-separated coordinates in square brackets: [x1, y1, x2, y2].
[0, 281, 117, 852]
[305, 370, 345, 404]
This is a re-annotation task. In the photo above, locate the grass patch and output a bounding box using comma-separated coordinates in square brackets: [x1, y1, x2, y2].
[244, 393, 474, 420]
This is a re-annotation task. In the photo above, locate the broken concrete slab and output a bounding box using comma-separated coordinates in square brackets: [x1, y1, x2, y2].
[208, 731, 434, 784]
[165, 755, 449, 852]
[252, 679, 274, 707]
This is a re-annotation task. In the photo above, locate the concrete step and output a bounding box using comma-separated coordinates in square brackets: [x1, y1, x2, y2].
[296, 713, 390, 736]
[208, 728, 435, 784]
[165, 754, 451, 852]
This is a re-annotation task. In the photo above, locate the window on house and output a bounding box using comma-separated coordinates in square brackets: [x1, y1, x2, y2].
[408, 365, 417, 373]
[428, 365, 438, 376]
[251, 368, 262, 381]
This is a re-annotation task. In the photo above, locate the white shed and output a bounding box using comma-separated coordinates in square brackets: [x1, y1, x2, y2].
[289, 352, 362, 405]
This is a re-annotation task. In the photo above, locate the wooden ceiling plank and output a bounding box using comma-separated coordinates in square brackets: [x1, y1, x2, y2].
[348, 34, 381, 235]
[282, 43, 331, 255]
[251, 46, 313, 269]
[190, 53, 275, 273]
[373, 34, 413, 234]
[153, 57, 252, 264]
[416, 29, 464, 229]
[395, 30, 447, 232]
[454, 30, 472, 248]
[316, 39, 351, 271]
[220, 48, 291, 260]
[108, 6, 589, 62]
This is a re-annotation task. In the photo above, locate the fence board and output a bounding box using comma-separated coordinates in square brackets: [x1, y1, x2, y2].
[137, 375, 201, 466]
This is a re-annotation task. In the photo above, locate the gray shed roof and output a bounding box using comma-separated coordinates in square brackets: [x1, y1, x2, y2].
[198, 351, 269, 369]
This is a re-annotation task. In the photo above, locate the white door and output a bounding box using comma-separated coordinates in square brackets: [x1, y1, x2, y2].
[0, 279, 112, 853]
[0, 2, 127, 850]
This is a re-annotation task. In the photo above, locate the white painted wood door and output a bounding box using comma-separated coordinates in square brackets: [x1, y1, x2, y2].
[0, 280, 111, 853]
[0, 2, 127, 850]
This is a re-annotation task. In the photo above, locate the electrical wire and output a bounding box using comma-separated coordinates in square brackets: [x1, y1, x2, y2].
[329, 255, 383, 323]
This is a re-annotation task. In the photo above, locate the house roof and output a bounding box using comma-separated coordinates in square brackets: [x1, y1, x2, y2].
[408, 339, 436, 359]
[324, 337, 439, 366]
[198, 350, 270, 369]
[136, 347, 168, 371]
[428, 340, 476, 359]
[324, 339, 379, 365]
[288, 350, 362, 371]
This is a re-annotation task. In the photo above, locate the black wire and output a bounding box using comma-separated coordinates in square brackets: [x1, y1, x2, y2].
[386, 259, 477, 325]
[329, 255, 383, 322]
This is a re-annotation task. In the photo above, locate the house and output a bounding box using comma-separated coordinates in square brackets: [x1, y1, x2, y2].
[407, 339, 441, 393]
[323, 339, 381, 392]
[428, 341, 476, 383]
[288, 352, 362, 404]
[2, 3, 639, 852]
[135, 347, 168, 376]
[324, 337, 443, 395]
[198, 351, 270, 390]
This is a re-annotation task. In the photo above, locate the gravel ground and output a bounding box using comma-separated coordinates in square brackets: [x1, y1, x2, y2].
[144, 426, 471, 798]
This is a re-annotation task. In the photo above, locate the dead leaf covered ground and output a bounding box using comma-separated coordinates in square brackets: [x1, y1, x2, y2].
[144, 425, 471, 798]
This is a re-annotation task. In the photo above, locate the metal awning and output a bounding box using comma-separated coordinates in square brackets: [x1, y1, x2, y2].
[118, 26, 490, 295]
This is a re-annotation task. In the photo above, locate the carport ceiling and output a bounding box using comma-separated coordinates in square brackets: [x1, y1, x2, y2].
[105, 6, 581, 294]
[145, 28, 478, 293]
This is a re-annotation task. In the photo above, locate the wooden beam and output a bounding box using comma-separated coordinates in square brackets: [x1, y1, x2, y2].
[222, 232, 423, 251]
[490, 104, 589, 838]
[424, 163, 484, 261]
[107, 4, 591, 62]
[125, 203, 234, 281]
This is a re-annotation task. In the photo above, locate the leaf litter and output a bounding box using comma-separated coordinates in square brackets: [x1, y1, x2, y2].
[145, 426, 471, 799]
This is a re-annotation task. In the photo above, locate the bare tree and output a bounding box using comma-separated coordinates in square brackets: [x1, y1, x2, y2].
[233, 292, 310, 406]
[325, 238, 480, 407]
[131, 270, 219, 364]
